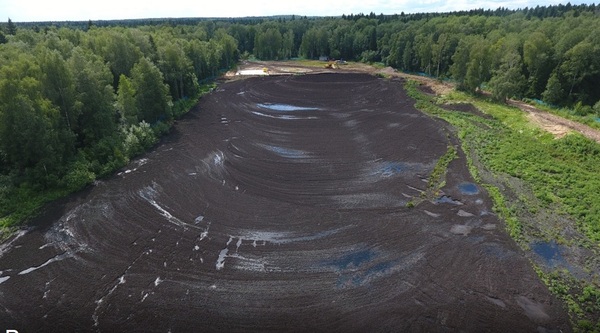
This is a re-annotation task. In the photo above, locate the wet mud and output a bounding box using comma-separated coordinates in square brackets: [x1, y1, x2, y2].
[0, 73, 569, 332]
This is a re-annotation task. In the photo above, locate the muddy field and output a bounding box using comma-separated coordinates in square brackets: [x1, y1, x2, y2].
[0, 73, 569, 332]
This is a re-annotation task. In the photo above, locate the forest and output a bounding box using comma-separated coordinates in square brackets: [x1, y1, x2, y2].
[0, 3, 599, 228]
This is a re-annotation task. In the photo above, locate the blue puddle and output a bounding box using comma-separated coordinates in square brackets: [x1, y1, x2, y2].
[531, 241, 566, 267]
[328, 249, 375, 270]
[379, 162, 406, 176]
[257, 103, 320, 111]
[435, 195, 463, 205]
[261, 144, 307, 159]
[324, 249, 398, 288]
[458, 182, 479, 195]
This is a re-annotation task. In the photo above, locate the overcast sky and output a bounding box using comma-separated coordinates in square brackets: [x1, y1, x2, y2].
[1, 0, 597, 22]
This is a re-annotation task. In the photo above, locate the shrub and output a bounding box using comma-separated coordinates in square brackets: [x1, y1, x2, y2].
[63, 158, 96, 191]
[122, 121, 158, 158]
[574, 102, 593, 116]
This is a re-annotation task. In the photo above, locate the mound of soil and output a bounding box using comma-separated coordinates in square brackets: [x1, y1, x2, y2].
[417, 83, 436, 95]
[0, 73, 569, 332]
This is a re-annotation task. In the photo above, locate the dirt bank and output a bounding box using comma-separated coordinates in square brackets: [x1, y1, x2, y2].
[0, 73, 569, 332]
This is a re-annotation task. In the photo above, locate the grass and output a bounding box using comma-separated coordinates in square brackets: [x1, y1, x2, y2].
[535, 266, 600, 332]
[427, 145, 457, 195]
[434, 88, 600, 243]
[407, 80, 600, 331]
[0, 185, 70, 239]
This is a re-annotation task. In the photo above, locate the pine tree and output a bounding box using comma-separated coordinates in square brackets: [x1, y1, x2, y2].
[6, 18, 16, 35]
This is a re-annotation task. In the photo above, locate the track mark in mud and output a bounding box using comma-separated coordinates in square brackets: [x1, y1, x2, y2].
[0, 229, 28, 256]
[485, 295, 507, 308]
[139, 185, 189, 229]
[215, 226, 352, 271]
[423, 210, 441, 218]
[18, 252, 73, 275]
[117, 158, 149, 177]
[154, 277, 163, 287]
[516, 296, 551, 323]
[457, 209, 475, 217]
[92, 275, 126, 327]
[216, 236, 233, 270]
[199, 150, 226, 181]
[92, 249, 147, 327]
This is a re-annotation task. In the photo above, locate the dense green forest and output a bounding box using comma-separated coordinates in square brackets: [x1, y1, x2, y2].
[1, 3, 600, 228]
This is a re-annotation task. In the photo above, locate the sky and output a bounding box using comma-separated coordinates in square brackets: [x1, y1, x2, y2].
[1, 0, 597, 22]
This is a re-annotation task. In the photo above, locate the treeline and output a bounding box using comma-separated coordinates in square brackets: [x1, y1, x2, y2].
[0, 22, 237, 223]
[1, 3, 600, 225]
[228, 4, 600, 106]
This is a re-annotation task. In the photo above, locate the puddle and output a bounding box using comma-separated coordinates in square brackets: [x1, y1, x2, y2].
[531, 241, 566, 267]
[237, 69, 268, 76]
[260, 144, 308, 159]
[458, 182, 479, 195]
[250, 111, 317, 120]
[257, 103, 319, 112]
[328, 249, 375, 270]
[337, 260, 394, 288]
[378, 162, 406, 177]
[450, 224, 473, 236]
[434, 195, 463, 205]
[328, 250, 424, 289]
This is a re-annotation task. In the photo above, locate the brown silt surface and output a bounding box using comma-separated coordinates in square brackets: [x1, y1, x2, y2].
[0, 73, 570, 332]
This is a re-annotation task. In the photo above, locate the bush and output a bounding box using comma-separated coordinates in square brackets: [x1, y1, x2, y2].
[122, 121, 158, 158]
[152, 120, 171, 137]
[63, 157, 96, 191]
[594, 100, 600, 116]
[574, 101, 593, 116]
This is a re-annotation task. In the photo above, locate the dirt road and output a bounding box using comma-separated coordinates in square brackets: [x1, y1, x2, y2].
[0, 73, 569, 332]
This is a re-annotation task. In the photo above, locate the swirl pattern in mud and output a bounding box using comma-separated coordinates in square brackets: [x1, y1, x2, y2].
[0, 73, 569, 332]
